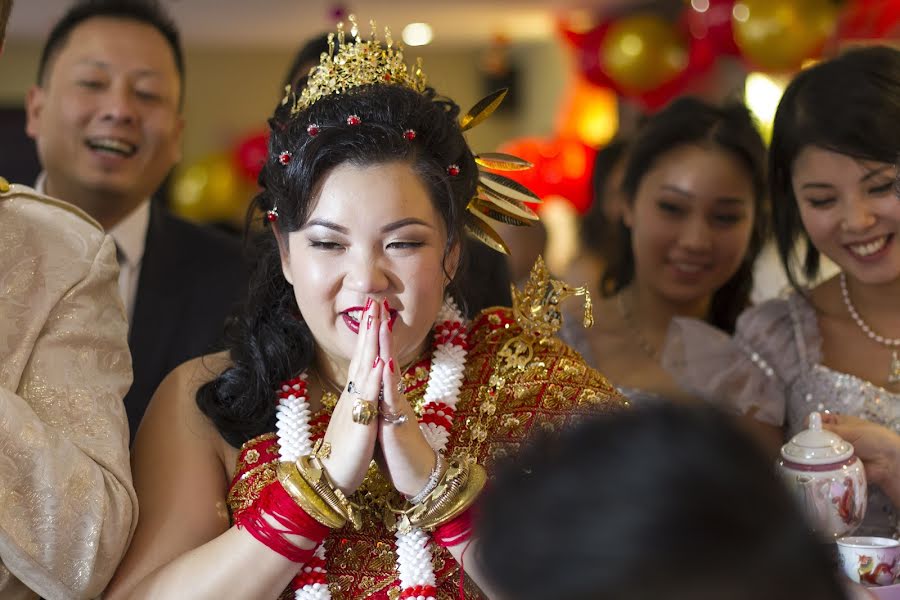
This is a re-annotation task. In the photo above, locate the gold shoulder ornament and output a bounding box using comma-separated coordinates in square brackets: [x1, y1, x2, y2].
[498, 256, 593, 375]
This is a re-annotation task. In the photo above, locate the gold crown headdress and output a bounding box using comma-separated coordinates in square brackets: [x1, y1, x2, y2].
[278, 16, 541, 254]
[283, 16, 427, 115]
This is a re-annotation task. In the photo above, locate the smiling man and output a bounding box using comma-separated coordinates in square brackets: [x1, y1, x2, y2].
[26, 0, 247, 438]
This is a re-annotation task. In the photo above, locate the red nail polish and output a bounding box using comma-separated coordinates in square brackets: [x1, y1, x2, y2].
[365, 297, 374, 312]
[388, 316, 395, 332]
[367, 315, 373, 330]
[383, 299, 390, 313]
[373, 356, 382, 369]
[389, 358, 395, 373]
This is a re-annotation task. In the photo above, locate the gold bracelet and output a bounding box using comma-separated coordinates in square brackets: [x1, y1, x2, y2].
[389, 459, 487, 533]
[388, 461, 465, 533]
[410, 462, 486, 531]
[276, 461, 347, 529]
[296, 455, 363, 530]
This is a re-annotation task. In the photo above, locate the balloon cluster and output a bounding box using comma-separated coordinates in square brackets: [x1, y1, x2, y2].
[563, 0, 897, 110]
[169, 132, 267, 225]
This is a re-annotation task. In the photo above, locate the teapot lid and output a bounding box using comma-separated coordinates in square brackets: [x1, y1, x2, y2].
[780, 412, 854, 465]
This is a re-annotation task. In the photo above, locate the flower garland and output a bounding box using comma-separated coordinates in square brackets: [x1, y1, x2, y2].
[274, 299, 469, 599]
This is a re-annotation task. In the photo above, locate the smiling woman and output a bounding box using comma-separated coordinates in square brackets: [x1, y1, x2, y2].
[663, 45, 900, 539]
[561, 96, 767, 406]
[104, 18, 625, 600]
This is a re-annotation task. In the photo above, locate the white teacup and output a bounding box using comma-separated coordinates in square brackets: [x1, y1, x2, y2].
[837, 536, 900, 587]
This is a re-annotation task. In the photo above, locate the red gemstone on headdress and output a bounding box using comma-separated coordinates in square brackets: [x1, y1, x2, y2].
[347, 114, 362, 126]
[403, 129, 417, 141]
[266, 209, 279, 222]
[278, 151, 292, 165]
[307, 123, 320, 136]
[447, 164, 461, 177]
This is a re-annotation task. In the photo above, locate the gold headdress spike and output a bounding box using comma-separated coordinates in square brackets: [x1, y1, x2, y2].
[282, 15, 427, 115]
[281, 16, 542, 255]
[461, 88, 541, 254]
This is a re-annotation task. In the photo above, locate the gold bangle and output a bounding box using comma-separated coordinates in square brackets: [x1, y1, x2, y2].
[276, 461, 347, 529]
[388, 461, 466, 533]
[296, 455, 363, 530]
[411, 462, 487, 531]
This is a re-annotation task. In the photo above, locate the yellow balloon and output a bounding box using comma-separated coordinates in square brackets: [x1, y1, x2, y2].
[601, 14, 688, 93]
[170, 153, 249, 224]
[733, 0, 839, 72]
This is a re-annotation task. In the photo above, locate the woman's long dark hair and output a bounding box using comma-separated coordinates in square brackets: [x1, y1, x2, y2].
[769, 45, 900, 292]
[580, 138, 630, 293]
[601, 97, 768, 333]
[198, 84, 478, 448]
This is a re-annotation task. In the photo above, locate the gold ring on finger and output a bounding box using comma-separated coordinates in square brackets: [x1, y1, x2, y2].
[351, 397, 377, 425]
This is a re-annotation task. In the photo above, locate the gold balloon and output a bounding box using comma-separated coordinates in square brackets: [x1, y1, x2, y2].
[170, 153, 250, 224]
[601, 14, 688, 93]
[733, 0, 839, 72]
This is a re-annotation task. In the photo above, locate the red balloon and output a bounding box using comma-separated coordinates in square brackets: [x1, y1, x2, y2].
[498, 136, 596, 214]
[684, 0, 740, 56]
[838, 0, 900, 40]
[559, 19, 615, 90]
[233, 131, 270, 184]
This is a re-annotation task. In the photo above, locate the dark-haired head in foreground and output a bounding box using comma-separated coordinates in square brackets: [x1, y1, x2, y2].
[478, 402, 847, 600]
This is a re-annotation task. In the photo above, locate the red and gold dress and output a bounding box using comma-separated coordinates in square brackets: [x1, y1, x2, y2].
[226, 302, 625, 599]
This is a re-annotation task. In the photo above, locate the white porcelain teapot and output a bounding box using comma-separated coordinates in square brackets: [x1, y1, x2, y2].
[776, 412, 867, 540]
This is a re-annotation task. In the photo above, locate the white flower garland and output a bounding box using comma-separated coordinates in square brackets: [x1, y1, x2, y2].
[274, 299, 468, 599]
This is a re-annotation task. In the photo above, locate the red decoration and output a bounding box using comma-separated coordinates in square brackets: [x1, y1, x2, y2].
[233, 131, 269, 183]
[290, 553, 328, 588]
[684, 0, 740, 57]
[346, 114, 362, 126]
[421, 402, 455, 431]
[266, 208, 279, 223]
[400, 585, 438, 599]
[307, 123, 320, 136]
[837, 0, 900, 40]
[231, 468, 328, 563]
[447, 164, 460, 177]
[403, 128, 417, 141]
[433, 505, 477, 548]
[498, 135, 596, 214]
[278, 151, 292, 166]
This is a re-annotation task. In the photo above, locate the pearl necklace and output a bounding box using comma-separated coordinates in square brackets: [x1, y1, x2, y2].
[839, 272, 900, 385]
[275, 299, 469, 599]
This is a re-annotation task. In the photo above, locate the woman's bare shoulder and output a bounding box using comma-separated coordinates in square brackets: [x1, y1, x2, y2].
[134, 351, 234, 456]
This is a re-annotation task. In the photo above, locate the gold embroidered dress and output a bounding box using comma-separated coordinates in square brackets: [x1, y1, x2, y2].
[0, 181, 137, 599]
[227, 298, 625, 599]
